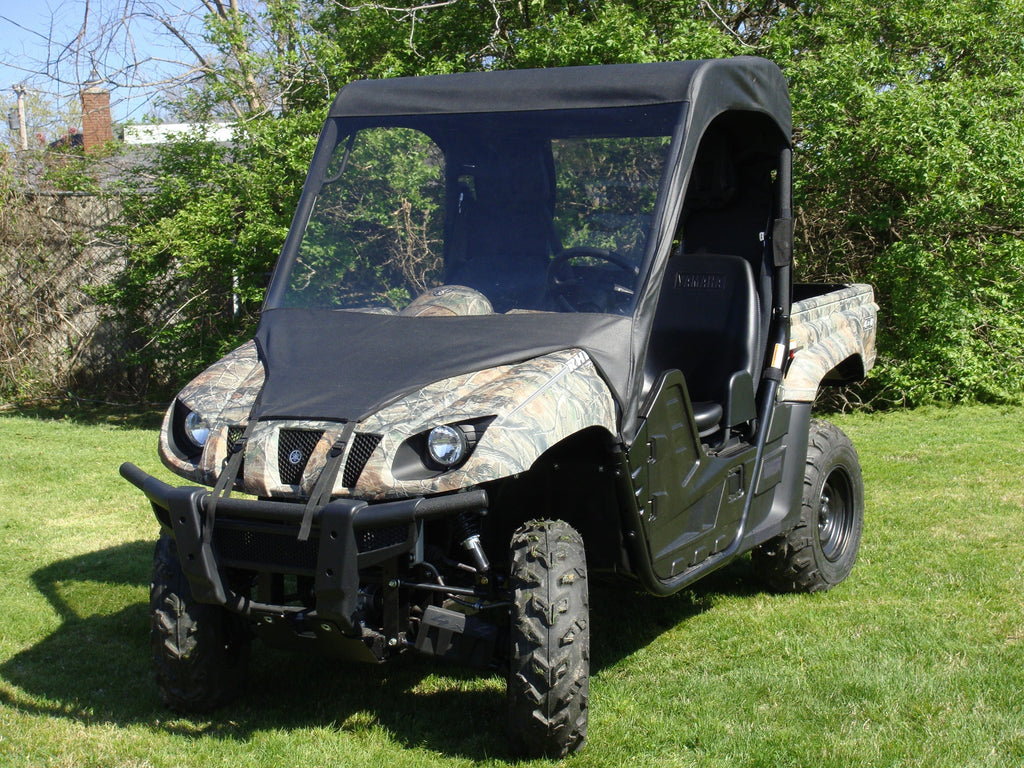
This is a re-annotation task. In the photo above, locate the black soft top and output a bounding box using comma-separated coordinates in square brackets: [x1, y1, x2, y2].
[258, 58, 792, 435]
[329, 58, 790, 137]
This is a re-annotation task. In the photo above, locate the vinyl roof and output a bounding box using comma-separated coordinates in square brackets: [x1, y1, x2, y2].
[328, 57, 791, 138]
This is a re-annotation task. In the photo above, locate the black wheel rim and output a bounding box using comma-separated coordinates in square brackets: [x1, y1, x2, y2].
[817, 465, 855, 562]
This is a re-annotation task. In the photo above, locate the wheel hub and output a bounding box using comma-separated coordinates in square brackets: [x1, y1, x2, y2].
[817, 470, 852, 562]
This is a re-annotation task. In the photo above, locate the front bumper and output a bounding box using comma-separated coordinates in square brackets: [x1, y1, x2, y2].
[120, 462, 488, 638]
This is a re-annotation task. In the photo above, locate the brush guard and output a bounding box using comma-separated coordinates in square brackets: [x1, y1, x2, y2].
[120, 462, 488, 642]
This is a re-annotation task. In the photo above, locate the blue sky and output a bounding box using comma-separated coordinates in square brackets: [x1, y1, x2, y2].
[0, 0, 200, 129]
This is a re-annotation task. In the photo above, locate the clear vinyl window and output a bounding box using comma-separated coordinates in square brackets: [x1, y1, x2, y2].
[277, 106, 676, 315]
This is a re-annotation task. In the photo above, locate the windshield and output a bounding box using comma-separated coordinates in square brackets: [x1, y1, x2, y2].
[275, 105, 677, 316]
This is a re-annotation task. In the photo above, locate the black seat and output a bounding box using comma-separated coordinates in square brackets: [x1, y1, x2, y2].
[446, 143, 556, 311]
[645, 253, 761, 436]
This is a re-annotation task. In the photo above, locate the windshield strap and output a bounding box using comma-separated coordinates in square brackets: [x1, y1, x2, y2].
[204, 418, 257, 547]
[298, 421, 356, 541]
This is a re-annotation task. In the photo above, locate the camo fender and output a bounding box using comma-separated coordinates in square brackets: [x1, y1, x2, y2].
[159, 340, 263, 480]
[352, 348, 616, 499]
[782, 284, 878, 402]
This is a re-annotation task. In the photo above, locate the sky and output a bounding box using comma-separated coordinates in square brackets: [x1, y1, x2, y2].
[0, 0, 203, 139]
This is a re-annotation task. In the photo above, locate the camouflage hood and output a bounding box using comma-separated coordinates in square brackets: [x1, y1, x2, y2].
[161, 330, 619, 499]
[251, 307, 633, 424]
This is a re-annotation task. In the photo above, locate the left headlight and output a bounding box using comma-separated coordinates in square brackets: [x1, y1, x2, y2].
[426, 424, 469, 468]
[183, 409, 211, 448]
[393, 417, 494, 481]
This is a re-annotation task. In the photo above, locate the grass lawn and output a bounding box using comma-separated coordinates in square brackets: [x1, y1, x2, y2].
[0, 403, 1021, 767]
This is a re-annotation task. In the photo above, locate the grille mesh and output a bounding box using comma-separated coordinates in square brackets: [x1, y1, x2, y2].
[226, 425, 246, 479]
[278, 429, 324, 485]
[343, 433, 382, 487]
[227, 425, 244, 450]
[357, 525, 409, 553]
[214, 523, 407, 567]
[215, 526, 318, 573]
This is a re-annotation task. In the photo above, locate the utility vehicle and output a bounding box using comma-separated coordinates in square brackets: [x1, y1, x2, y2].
[122, 57, 878, 758]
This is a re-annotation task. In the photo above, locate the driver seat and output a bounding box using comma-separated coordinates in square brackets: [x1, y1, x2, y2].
[446, 144, 557, 311]
[645, 253, 760, 437]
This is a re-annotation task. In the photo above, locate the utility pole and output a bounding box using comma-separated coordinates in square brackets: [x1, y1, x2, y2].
[12, 84, 28, 150]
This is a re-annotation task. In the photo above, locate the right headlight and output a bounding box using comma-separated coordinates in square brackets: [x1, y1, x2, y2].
[172, 401, 212, 460]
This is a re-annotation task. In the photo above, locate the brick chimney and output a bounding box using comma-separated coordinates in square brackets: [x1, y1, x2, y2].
[80, 70, 113, 154]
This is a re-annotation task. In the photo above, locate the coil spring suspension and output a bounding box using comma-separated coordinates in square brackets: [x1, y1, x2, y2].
[454, 511, 490, 574]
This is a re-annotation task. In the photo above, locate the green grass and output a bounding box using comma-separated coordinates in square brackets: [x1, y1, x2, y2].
[0, 404, 1021, 767]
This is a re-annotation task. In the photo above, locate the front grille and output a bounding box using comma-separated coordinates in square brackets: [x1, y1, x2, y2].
[215, 522, 409, 569]
[357, 524, 410, 553]
[215, 525, 318, 574]
[278, 429, 324, 485]
[343, 433, 382, 487]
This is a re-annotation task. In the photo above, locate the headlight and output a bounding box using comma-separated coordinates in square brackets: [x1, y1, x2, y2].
[183, 409, 211, 448]
[426, 424, 468, 468]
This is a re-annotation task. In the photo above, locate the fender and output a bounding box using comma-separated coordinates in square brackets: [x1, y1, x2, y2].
[782, 284, 878, 402]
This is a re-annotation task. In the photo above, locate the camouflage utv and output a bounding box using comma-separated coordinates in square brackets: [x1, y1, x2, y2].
[123, 57, 878, 758]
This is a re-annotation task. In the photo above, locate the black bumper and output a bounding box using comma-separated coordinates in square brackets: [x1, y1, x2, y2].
[120, 462, 487, 635]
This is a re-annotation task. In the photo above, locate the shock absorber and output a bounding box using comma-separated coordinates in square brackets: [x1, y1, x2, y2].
[454, 511, 490, 575]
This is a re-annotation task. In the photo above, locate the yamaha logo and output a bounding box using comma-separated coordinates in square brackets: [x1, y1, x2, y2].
[288, 449, 303, 466]
[675, 271, 725, 290]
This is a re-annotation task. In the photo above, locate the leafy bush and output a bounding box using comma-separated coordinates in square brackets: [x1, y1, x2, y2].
[92, 114, 320, 397]
[772, 0, 1024, 405]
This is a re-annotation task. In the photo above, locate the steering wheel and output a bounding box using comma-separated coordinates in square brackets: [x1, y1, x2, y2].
[547, 246, 638, 312]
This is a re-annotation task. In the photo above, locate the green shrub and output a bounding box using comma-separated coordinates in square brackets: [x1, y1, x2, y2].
[93, 115, 320, 397]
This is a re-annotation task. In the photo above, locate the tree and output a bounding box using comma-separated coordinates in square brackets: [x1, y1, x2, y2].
[765, 0, 1024, 404]
[0, 1, 324, 124]
[0, 88, 81, 153]
[93, 113, 319, 395]
[8, 0, 1024, 405]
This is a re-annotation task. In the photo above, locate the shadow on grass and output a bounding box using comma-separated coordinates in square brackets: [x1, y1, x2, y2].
[0, 400, 165, 430]
[0, 540, 761, 761]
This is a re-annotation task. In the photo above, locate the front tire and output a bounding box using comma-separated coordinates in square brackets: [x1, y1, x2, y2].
[754, 419, 864, 592]
[506, 519, 590, 758]
[150, 534, 251, 711]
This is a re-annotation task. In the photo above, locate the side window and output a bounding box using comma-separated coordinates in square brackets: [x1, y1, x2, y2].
[680, 119, 777, 265]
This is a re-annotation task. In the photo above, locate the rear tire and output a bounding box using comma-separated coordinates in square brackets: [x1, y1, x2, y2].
[150, 534, 250, 711]
[753, 419, 864, 592]
[506, 519, 590, 758]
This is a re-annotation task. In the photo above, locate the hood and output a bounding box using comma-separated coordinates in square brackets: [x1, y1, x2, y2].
[251, 307, 632, 423]
[162, 342, 618, 500]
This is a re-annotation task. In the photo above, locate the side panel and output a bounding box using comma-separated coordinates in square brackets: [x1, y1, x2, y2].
[739, 401, 811, 547]
[783, 283, 878, 402]
[623, 375, 810, 594]
[628, 371, 751, 581]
